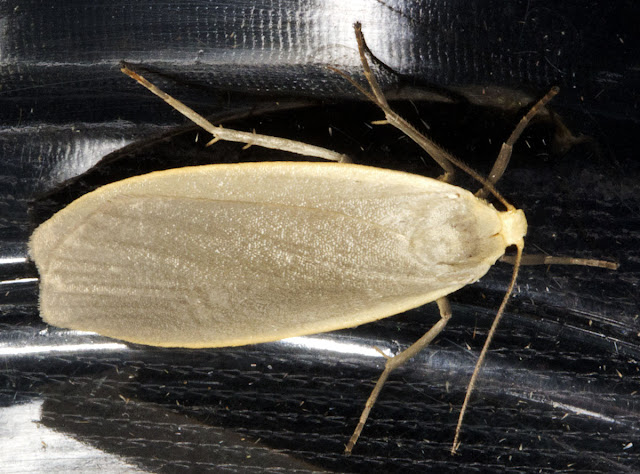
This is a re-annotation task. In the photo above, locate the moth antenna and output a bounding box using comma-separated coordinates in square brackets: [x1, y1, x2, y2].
[451, 241, 524, 455]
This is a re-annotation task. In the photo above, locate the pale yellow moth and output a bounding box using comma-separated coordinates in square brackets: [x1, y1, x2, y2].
[28, 23, 616, 455]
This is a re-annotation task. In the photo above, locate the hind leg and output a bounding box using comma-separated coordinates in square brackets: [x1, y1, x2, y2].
[121, 65, 351, 163]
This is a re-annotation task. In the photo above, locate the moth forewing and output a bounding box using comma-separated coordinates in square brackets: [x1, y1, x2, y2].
[30, 162, 524, 348]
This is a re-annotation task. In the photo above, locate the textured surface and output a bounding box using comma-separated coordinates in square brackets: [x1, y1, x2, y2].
[1, 0, 638, 472]
[1, 0, 636, 125]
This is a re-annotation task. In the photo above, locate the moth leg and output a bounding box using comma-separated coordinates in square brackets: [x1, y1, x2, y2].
[475, 87, 559, 198]
[121, 66, 351, 163]
[345, 296, 452, 454]
[500, 254, 618, 270]
[346, 23, 456, 182]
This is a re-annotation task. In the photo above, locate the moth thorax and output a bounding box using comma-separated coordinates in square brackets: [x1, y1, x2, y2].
[498, 208, 527, 248]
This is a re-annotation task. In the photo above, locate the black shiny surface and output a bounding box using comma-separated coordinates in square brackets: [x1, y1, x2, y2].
[1, 1, 638, 472]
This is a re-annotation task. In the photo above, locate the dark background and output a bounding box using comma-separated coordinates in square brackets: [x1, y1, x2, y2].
[1, 1, 638, 472]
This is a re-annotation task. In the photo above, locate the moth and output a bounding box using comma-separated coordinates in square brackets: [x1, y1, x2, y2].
[29, 23, 616, 454]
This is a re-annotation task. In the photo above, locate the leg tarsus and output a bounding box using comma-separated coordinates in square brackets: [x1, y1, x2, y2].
[345, 297, 452, 455]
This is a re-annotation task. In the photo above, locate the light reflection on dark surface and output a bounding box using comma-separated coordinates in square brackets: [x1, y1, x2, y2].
[1, 400, 148, 473]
